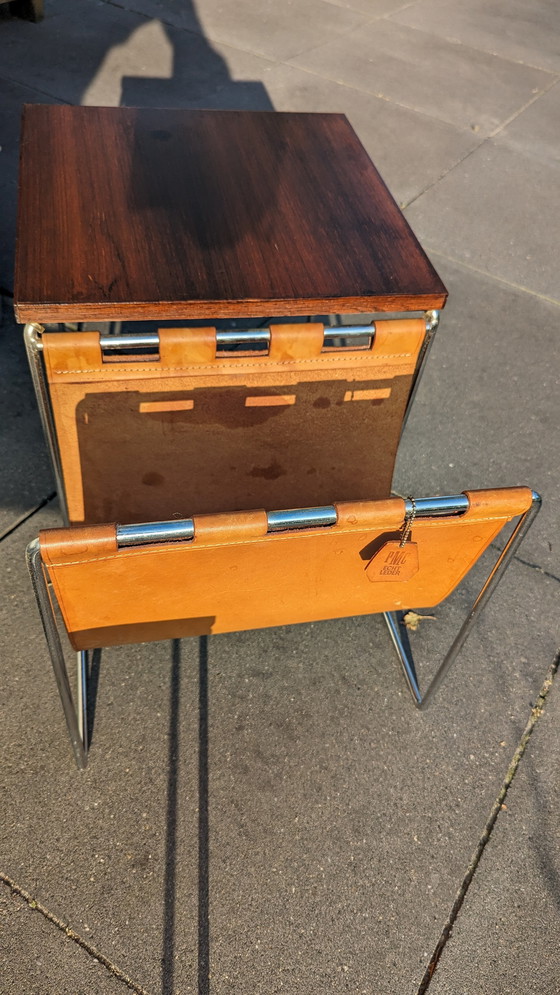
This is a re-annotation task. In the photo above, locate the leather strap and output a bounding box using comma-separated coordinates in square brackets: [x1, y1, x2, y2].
[43, 332, 103, 377]
[334, 498, 404, 530]
[40, 524, 117, 566]
[268, 323, 324, 360]
[464, 487, 533, 518]
[192, 510, 268, 544]
[159, 327, 216, 365]
[42, 320, 424, 378]
[373, 318, 426, 352]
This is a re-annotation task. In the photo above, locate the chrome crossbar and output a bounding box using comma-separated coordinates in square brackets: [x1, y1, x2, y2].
[98, 325, 375, 351]
[117, 520, 196, 546]
[406, 495, 468, 517]
[267, 506, 337, 531]
[116, 495, 470, 547]
[100, 333, 160, 349]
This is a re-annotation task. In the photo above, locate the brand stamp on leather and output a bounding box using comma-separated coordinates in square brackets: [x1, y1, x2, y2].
[365, 540, 419, 582]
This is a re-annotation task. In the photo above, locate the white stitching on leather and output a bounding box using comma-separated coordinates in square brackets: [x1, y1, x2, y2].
[44, 516, 515, 568]
[50, 353, 416, 375]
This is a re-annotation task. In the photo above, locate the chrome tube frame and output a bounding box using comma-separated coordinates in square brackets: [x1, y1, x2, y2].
[115, 495, 469, 547]
[401, 309, 440, 435]
[23, 323, 69, 524]
[26, 539, 88, 769]
[77, 650, 88, 746]
[267, 506, 337, 531]
[384, 490, 542, 707]
[97, 325, 375, 351]
[117, 519, 196, 547]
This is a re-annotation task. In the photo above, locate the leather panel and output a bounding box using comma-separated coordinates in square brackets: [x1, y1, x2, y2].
[42, 320, 426, 524]
[38, 487, 533, 651]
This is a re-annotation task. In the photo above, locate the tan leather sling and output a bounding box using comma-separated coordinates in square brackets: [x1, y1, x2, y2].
[41, 320, 426, 525]
[39, 487, 533, 651]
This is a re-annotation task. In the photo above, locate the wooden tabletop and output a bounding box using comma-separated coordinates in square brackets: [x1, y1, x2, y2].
[15, 106, 446, 322]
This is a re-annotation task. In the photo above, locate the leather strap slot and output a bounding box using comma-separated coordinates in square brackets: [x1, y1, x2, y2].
[245, 394, 296, 407]
[343, 388, 391, 402]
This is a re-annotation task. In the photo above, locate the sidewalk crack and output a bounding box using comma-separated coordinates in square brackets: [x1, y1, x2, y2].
[487, 540, 560, 585]
[512, 554, 560, 585]
[425, 248, 560, 307]
[0, 492, 57, 544]
[0, 873, 153, 995]
[416, 649, 560, 992]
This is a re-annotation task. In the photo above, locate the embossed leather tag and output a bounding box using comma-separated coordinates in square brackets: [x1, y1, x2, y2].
[365, 541, 419, 582]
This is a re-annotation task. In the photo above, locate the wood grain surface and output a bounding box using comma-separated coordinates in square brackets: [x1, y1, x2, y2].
[15, 106, 447, 321]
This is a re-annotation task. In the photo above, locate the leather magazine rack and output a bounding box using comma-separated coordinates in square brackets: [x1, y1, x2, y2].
[18, 109, 537, 771]
[27, 487, 540, 768]
[25, 319, 428, 525]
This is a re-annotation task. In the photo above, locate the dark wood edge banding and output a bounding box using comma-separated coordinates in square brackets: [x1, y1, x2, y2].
[15, 292, 447, 324]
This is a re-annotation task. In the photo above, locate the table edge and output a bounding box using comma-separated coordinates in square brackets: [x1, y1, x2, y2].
[15, 291, 447, 323]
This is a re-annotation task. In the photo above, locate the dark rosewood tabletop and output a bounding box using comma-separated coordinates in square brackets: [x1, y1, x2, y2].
[15, 105, 447, 323]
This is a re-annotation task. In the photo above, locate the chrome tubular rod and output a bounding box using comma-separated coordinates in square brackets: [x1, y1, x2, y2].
[100, 333, 159, 349]
[322, 326, 373, 340]
[99, 324, 376, 351]
[418, 490, 542, 709]
[404, 495, 469, 517]
[267, 506, 337, 531]
[117, 520, 196, 547]
[401, 309, 439, 436]
[216, 329, 271, 346]
[116, 507, 338, 546]
[26, 540, 87, 769]
[77, 650, 88, 749]
[116, 495, 473, 547]
[425, 309, 440, 333]
[23, 323, 70, 524]
[384, 611, 422, 705]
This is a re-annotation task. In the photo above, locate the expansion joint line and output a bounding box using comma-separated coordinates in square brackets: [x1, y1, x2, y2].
[416, 649, 560, 993]
[0, 492, 57, 543]
[0, 873, 153, 995]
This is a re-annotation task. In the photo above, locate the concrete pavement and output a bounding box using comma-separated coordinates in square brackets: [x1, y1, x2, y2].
[0, 1, 559, 992]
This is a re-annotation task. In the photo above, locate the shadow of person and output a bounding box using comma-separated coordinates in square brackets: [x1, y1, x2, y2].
[118, 15, 278, 254]
[80, 5, 279, 290]
[125, 103, 283, 256]
[80, 8, 273, 110]
[119, 15, 272, 111]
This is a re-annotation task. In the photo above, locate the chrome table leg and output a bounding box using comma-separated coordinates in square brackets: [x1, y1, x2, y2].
[26, 540, 88, 769]
[384, 491, 542, 706]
